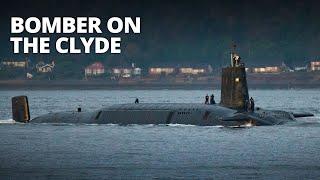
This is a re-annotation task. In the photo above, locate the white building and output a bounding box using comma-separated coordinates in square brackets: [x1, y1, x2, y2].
[85, 62, 105, 76]
[179, 67, 206, 75]
[310, 61, 320, 71]
[2, 59, 28, 68]
[26, 73, 33, 79]
[36, 61, 55, 73]
[133, 68, 142, 75]
[111, 63, 142, 78]
[149, 67, 175, 75]
[294, 66, 307, 71]
[252, 66, 281, 73]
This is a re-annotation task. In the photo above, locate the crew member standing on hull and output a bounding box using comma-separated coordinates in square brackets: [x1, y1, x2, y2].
[205, 94, 209, 104]
[210, 94, 216, 104]
[250, 97, 255, 112]
[244, 99, 249, 112]
[135, 98, 139, 104]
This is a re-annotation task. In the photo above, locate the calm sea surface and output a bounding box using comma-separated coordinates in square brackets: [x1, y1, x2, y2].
[0, 90, 320, 179]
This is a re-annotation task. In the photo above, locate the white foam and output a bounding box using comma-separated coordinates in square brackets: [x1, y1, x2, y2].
[0, 119, 16, 124]
[165, 124, 223, 128]
[166, 123, 196, 127]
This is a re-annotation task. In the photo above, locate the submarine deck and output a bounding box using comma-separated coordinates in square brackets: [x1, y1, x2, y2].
[103, 103, 235, 112]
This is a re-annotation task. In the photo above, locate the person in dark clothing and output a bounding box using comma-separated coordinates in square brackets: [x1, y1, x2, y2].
[135, 98, 139, 104]
[210, 94, 216, 104]
[205, 94, 209, 104]
[244, 99, 249, 112]
[249, 97, 255, 112]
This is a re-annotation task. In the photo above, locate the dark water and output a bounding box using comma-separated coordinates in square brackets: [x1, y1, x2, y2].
[0, 90, 320, 179]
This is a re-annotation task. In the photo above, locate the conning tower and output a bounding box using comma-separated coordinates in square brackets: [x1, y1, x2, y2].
[220, 45, 249, 110]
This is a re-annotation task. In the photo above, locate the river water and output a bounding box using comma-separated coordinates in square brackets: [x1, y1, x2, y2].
[0, 90, 319, 179]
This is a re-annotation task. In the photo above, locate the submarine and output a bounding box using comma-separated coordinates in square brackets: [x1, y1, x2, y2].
[11, 50, 314, 126]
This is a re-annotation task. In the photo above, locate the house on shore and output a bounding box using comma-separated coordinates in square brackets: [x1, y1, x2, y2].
[1, 59, 29, 68]
[36, 61, 55, 73]
[310, 61, 320, 71]
[178, 65, 213, 76]
[250, 66, 282, 73]
[111, 63, 142, 78]
[149, 67, 176, 76]
[85, 62, 105, 78]
[149, 64, 212, 77]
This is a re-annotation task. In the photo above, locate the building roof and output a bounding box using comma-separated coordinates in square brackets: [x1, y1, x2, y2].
[86, 62, 104, 69]
[38, 64, 54, 69]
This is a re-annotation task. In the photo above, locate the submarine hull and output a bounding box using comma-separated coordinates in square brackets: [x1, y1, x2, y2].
[30, 103, 297, 126]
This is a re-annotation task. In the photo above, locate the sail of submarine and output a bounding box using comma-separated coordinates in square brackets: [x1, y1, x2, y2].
[11, 49, 314, 126]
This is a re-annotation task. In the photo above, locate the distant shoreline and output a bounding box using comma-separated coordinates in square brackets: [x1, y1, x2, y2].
[0, 80, 320, 90]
